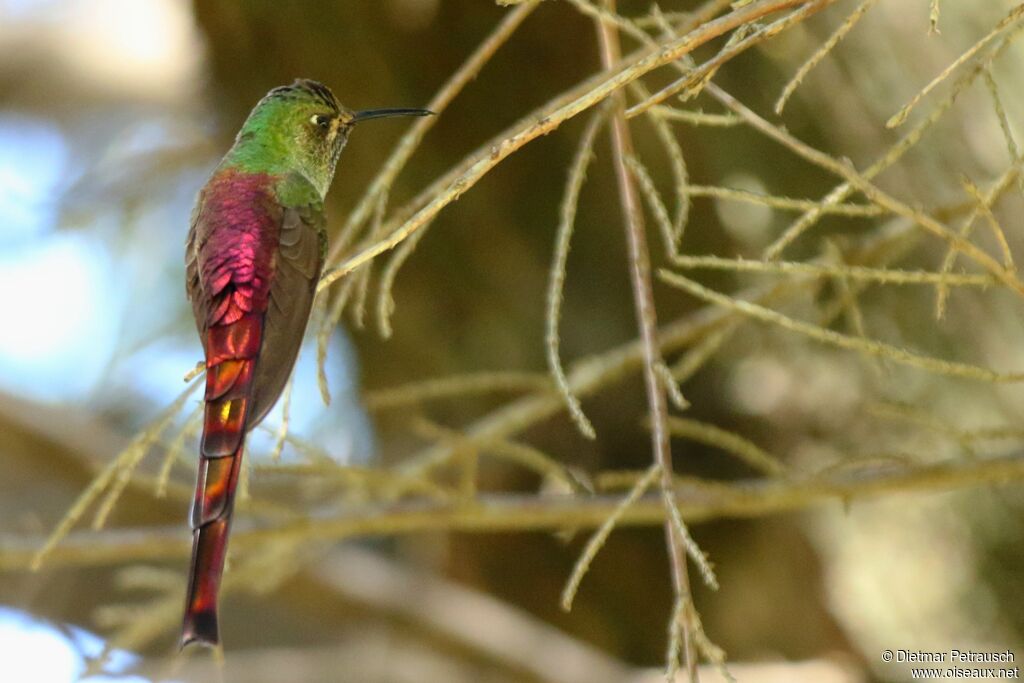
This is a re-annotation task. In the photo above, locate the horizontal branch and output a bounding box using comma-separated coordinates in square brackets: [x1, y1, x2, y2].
[6, 452, 1022, 572]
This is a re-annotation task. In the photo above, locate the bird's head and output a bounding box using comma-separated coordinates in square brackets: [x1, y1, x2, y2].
[233, 79, 431, 197]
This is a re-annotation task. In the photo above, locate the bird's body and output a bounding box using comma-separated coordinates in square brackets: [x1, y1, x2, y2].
[181, 80, 429, 648]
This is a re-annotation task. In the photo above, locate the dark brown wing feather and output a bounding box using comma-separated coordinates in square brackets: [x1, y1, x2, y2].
[246, 201, 326, 427]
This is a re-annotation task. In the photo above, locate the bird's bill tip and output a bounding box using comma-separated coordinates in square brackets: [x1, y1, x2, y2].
[352, 107, 435, 123]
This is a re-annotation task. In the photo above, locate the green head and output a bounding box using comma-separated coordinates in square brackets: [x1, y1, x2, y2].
[225, 79, 431, 197]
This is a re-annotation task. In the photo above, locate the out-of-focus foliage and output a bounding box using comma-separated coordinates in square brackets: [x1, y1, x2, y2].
[2, 1, 1024, 682]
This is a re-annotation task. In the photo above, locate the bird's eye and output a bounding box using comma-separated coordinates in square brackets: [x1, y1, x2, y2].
[311, 114, 331, 130]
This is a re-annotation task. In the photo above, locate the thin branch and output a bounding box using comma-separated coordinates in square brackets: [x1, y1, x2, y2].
[684, 184, 884, 217]
[327, 0, 541, 261]
[30, 378, 202, 570]
[669, 254, 996, 287]
[960, 174, 1015, 271]
[982, 70, 1020, 164]
[762, 24, 1024, 260]
[658, 269, 1024, 384]
[706, 83, 1024, 297]
[8, 452, 1024, 571]
[663, 416, 785, 477]
[887, 4, 1024, 128]
[626, 1, 829, 118]
[365, 371, 551, 411]
[936, 158, 1024, 317]
[595, 3, 697, 678]
[561, 463, 660, 611]
[546, 108, 606, 440]
[647, 107, 742, 127]
[774, 0, 878, 114]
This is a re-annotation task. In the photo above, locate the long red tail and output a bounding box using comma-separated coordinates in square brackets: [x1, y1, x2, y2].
[181, 312, 262, 648]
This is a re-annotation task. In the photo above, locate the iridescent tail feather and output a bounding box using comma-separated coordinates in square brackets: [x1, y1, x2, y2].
[181, 313, 261, 648]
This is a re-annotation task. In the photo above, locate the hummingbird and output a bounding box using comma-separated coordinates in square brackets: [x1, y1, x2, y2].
[182, 79, 430, 648]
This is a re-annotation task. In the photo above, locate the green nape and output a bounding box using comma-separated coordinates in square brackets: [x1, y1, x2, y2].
[218, 80, 345, 198]
[223, 96, 318, 175]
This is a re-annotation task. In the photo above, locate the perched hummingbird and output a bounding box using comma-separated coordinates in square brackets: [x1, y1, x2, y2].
[182, 79, 430, 647]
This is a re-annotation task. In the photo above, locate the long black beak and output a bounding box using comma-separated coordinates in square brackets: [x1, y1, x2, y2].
[352, 108, 434, 123]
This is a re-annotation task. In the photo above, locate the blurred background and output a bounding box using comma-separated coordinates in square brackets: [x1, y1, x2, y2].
[1, 0, 1023, 681]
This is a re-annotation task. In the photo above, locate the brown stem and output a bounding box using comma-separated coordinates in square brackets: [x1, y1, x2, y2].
[593, 2, 697, 680]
